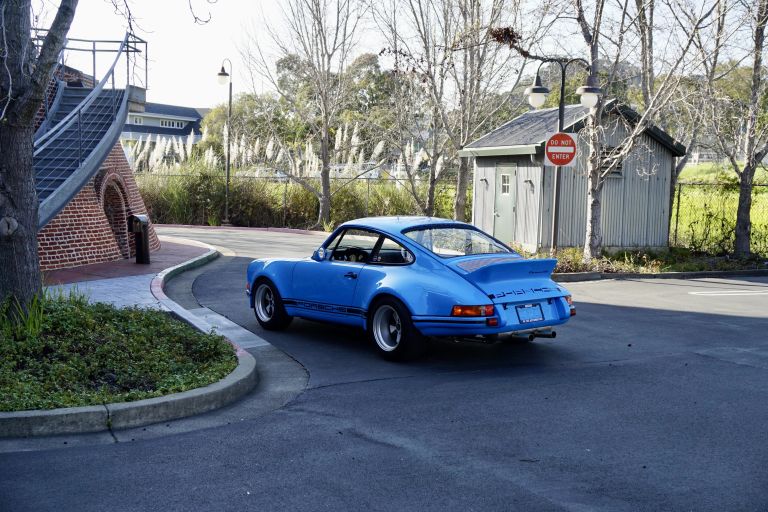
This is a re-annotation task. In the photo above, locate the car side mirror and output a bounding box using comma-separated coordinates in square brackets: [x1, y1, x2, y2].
[312, 247, 328, 262]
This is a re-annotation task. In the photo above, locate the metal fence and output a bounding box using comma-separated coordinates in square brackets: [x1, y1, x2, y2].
[136, 172, 768, 255]
[670, 182, 768, 255]
[135, 173, 462, 229]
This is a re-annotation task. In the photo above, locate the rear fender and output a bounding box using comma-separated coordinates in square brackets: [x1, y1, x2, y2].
[355, 264, 491, 331]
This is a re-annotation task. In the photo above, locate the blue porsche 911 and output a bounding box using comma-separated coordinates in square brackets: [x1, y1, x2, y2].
[246, 216, 575, 360]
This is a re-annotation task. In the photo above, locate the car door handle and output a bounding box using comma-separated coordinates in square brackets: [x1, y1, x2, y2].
[344, 272, 358, 279]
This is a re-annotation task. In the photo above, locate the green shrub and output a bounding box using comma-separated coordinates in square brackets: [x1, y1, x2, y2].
[0, 295, 237, 412]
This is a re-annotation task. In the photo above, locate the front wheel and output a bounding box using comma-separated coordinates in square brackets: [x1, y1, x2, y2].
[253, 280, 292, 330]
[368, 298, 426, 361]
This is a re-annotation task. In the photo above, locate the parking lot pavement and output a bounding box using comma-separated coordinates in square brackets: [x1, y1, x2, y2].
[2, 225, 767, 512]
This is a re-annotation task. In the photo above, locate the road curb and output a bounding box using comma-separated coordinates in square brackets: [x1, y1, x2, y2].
[0, 240, 259, 438]
[553, 268, 768, 282]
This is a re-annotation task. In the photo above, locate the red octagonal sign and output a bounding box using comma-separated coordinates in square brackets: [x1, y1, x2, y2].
[545, 132, 577, 167]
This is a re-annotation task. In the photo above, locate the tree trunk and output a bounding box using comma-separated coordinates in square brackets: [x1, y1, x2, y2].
[583, 113, 603, 261]
[734, 166, 755, 258]
[318, 128, 331, 228]
[0, 124, 42, 308]
[425, 169, 436, 217]
[583, 175, 603, 261]
[453, 157, 469, 221]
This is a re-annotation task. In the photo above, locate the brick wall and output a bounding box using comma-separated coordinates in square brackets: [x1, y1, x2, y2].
[38, 144, 161, 271]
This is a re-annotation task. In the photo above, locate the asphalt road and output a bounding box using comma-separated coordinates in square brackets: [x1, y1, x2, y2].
[2, 226, 768, 512]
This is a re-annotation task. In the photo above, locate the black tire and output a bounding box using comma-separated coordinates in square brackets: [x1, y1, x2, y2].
[253, 279, 293, 330]
[367, 297, 426, 361]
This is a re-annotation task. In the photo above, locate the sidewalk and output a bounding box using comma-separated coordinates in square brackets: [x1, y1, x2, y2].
[44, 237, 211, 308]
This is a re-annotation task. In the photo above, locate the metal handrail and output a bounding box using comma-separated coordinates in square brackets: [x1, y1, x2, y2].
[34, 32, 132, 152]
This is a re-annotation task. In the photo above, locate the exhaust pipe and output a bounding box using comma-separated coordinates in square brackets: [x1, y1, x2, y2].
[528, 330, 556, 341]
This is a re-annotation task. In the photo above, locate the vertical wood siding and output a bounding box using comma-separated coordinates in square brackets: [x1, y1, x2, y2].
[473, 113, 674, 251]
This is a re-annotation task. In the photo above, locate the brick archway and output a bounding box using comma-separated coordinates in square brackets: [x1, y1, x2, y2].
[102, 179, 130, 258]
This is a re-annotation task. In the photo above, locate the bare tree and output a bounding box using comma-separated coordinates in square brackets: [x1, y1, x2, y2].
[496, 0, 716, 260]
[698, 0, 768, 258]
[0, 0, 78, 312]
[376, 0, 529, 221]
[242, 0, 365, 228]
[373, 0, 452, 216]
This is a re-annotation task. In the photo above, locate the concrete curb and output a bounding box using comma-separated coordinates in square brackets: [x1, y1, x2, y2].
[553, 268, 768, 283]
[0, 239, 258, 438]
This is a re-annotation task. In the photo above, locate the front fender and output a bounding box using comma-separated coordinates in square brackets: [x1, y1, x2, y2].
[246, 258, 302, 308]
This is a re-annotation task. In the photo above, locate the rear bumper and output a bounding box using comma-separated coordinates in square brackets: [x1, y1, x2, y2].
[413, 296, 573, 337]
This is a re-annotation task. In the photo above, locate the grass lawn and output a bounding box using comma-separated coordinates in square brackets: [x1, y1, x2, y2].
[671, 182, 768, 255]
[547, 247, 768, 273]
[678, 161, 768, 183]
[0, 293, 237, 412]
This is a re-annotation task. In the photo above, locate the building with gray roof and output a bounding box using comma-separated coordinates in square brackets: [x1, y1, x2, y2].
[459, 100, 685, 252]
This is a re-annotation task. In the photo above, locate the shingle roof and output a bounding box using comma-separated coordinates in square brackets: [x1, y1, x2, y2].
[466, 104, 590, 149]
[463, 100, 685, 157]
[143, 103, 208, 119]
[123, 125, 199, 137]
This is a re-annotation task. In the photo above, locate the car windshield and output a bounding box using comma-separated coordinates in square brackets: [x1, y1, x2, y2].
[403, 226, 514, 258]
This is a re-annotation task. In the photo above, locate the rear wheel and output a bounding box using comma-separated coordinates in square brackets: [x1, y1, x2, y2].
[253, 279, 292, 330]
[368, 297, 426, 361]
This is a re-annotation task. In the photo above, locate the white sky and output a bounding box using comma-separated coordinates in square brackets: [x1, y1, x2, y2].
[40, 0, 285, 109]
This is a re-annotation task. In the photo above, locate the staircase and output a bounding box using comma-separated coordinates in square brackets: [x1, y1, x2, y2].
[33, 32, 142, 229]
[35, 86, 125, 200]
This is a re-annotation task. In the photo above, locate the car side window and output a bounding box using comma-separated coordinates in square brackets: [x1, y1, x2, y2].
[370, 236, 414, 266]
[331, 229, 381, 264]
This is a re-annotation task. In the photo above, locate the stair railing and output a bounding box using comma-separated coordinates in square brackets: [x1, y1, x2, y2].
[35, 31, 146, 228]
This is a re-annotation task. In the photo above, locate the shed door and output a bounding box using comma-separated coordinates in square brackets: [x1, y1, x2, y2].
[494, 164, 516, 244]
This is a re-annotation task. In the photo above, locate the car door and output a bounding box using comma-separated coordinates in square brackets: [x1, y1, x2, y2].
[290, 228, 381, 323]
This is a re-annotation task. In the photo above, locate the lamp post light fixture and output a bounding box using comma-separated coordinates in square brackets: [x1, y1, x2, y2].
[217, 59, 233, 226]
[524, 59, 602, 255]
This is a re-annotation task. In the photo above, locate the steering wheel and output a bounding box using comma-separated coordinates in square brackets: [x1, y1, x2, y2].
[344, 247, 368, 263]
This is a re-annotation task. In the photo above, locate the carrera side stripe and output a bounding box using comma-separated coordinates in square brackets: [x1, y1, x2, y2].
[284, 298, 365, 317]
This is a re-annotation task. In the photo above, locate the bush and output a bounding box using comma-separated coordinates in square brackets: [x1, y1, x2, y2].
[0, 293, 237, 412]
[137, 164, 469, 230]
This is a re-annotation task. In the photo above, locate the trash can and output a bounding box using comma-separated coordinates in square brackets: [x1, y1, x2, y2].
[127, 214, 150, 264]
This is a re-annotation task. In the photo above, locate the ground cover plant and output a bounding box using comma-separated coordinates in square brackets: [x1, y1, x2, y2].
[0, 292, 237, 412]
[545, 247, 768, 274]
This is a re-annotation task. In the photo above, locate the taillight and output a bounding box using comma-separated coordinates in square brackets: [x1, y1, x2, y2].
[565, 295, 575, 316]
[451, 305, 495, 317]
[246, 281, 251, 292]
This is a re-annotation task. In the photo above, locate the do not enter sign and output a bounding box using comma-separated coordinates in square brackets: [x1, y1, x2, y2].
[545, 132, 577, 167]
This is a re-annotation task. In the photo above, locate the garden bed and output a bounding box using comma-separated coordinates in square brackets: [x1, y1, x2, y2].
[0, 294, 237, 412]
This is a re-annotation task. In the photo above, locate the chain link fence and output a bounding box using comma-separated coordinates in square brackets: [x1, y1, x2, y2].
[670, 182, 768, 256]
[135, 173, 463, 229]
[137, 172, 768, 256]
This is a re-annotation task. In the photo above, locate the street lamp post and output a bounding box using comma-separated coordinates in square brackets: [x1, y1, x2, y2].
[524, 59, 601, 255]
[217, 59, 233, 226]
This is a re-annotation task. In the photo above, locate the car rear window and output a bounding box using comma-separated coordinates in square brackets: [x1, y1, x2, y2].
[404, 226, 513, 258]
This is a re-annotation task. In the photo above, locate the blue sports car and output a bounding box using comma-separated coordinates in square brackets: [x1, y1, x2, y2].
[246, 217, 575, 360]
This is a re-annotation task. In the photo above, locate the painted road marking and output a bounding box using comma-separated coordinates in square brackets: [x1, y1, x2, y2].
[689, 290, 768, 296]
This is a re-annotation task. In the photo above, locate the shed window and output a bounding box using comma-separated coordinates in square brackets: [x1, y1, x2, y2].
[160, 120, 184, 128]
[130, 116, 143, 125]
[501, 174, 511, 195]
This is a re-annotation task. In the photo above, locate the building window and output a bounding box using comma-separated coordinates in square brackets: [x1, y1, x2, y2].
[501, 174, 511, 195]
[130, 116, 143, 125]
[160, 120, 184, 128]
[600, 147, 623, 178]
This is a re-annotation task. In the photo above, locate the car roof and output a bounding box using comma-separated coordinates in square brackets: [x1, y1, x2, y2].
[339, 216, 470, 234]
